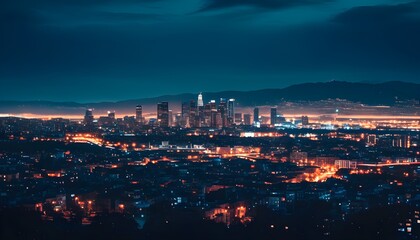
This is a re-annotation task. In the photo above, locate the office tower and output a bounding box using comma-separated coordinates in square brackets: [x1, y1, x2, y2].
[228, 99, 235, 119]
[209, 100, 216, 110]
[227, 99, 235, 126]
[244, 114, 251, 125]
[189, 100, 197, 128]
[107, 111, 115, 120]
[157, 102, 169, 127]
[253, 107, 259, 123]
[234, 113, 242, 124]
[198, 105, 205, 126]
[136, 105, 143, 123]
[197, 93, 204, 107]
[197, 93, 204, 126]
[181, 102, 190, 127]
[302, 115, 309, 125]
[175, 113, 182, 127]
[168, 110, 173, 127]
[204, 103, 212, 127]
[218, 98, 227, 127]
[210, 109, 218, 128]
[216, 112, 223, 128]
[270, 107, 277, 126]
[84, 109, 94, 126]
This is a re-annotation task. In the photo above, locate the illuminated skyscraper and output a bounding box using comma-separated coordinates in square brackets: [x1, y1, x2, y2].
[84, 109, 94, 126]
[203, 103, 212, 127]
[243, 114, 251, 125]
[225, 99, 235, 126]
[228, 98, 235, 118]
[197, 93, 204, 126]
[168, 110, 173, 127]
[270, 107, 277, 126]
[234, 113, 242, 124]
[197, 93, 204, 107]
[181, 102, 190, 127]
[210, 109, 218, 128]
[218, 98, 228, 127]
[253, 107, 259, 123]
[107, 111, 115, 120]
[210, 100, 216, 110]
[189, 100, 197, 128]
[157, 102, 169, 127]
[302, 115, 309, 125]
[136, 105, 143, 123]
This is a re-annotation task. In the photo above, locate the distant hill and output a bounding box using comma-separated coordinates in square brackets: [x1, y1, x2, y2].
[0, 81, 419, 116]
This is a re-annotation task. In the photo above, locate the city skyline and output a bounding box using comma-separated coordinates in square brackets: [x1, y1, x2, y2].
[1, 0, 420, 101]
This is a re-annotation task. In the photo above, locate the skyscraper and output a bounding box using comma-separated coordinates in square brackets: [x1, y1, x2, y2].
[218, 98, 227, 127]
[270, 107, 277, 126]
[234, 113, 242, 124]
[197, 93, 204, 126]
[197, 93, 204, 107]
[302, 116, 309, 125]
[84, 109, 94, 126]
[204, 103, 212, 127]
[244, 114, 251, 125]
[209, 100, 216, 110]
[253, 107, 259, 124]
[189, 100, 197, 128]
[107, 111, 115, 120]
[181, 102, 190, 127]
[228, 98, 235, 118]
[136, 105, 143, 123]
[157, 102, 169, 127]
[210, 109, 218, 128]
[168, 110, 173, 127]
[226, 99, 235, 126]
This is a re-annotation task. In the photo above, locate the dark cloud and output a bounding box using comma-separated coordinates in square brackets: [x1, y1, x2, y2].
[333, 1, 420, 25]
[1, 0, 158, 9]
[197, 0, 332, 12]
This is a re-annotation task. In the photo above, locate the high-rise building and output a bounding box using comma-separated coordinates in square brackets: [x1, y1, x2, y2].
[107, 111, 115, 120]
[210, 109, 218, 128]
[244, 114, 251, 125]
[302, 115, 309, 125]
[136, 105, 143, 123]
[197, 93, 204, 126]
[168, 110, 173, 127]
[181, 102, 190, 127]
[204, 103, 212, 127]
[234, 113, 242, 124]
[270, 107, 277, 126]
[209, 100, 216, 110]
[228, 99, 235, 125]
[189, 100, 197, 128]
[175, 113, 182, 127]
[197, 93, 204, 107]
[253, 107, 259, 124]
[218, 98, 227, 127]
[84, 109, 94, 126]
[228, 99, 235, 119]
[157, 102, 169, 127]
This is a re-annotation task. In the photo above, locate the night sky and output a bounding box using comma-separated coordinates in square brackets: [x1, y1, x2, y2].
[1, 0, 420, 102]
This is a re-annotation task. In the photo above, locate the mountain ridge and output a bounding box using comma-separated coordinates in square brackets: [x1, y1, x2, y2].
[1, 81, 419, 115]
